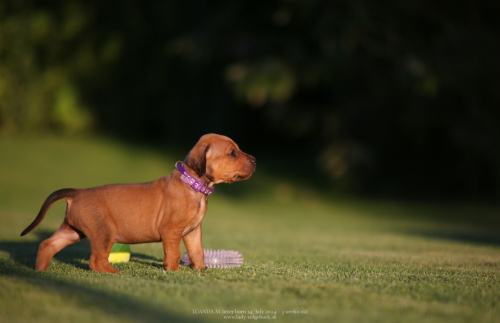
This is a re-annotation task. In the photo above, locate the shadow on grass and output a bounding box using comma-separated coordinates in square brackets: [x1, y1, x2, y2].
[130, 253, 165, 269]
[402, 229, 500, 247]
[1, 231, 92, 270]
[0, 231, 205, 323]
[394, 228, 500, 247]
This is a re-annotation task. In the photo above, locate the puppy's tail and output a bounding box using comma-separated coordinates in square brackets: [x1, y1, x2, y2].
[20, 189, 76, 236]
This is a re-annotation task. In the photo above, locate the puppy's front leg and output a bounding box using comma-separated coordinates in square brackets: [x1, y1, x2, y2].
[161, 229, 182, 271]
[182, 225, 205, 270]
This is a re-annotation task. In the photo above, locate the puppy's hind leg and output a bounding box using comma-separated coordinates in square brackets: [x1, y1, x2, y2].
[87, 226, 122, 274]
[36, 220, 85, 270]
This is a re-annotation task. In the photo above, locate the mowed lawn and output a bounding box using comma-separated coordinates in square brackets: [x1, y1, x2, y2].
[0, 136, 499, 323]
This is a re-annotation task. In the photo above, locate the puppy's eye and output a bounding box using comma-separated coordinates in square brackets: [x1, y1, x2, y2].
[229, 150, 238, 157]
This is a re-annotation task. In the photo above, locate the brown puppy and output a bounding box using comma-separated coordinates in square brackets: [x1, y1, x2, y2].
[21, 134, 256, 273]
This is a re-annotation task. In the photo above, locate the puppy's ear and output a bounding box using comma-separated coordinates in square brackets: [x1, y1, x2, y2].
[184, 144, 211, 177]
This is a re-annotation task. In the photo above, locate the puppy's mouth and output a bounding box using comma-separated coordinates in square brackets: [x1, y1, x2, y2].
[221, 163, 255, 183]
[228, 174, 245, 183]
[228, 171, 253, 182]
[231, 170, 254, 182]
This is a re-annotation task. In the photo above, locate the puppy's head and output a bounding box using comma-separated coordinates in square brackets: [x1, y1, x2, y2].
[184, 134, 256, 184]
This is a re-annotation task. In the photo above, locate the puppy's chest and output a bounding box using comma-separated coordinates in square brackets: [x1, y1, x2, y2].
[182, 198, 208, 236]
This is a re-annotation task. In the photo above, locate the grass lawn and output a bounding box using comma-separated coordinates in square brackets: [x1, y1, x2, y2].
[0, 136, 499, 323]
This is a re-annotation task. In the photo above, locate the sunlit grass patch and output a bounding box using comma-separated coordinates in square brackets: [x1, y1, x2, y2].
[0, 136, 499, 323]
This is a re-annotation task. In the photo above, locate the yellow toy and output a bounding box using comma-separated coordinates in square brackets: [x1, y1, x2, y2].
[108, 243, 131, 263]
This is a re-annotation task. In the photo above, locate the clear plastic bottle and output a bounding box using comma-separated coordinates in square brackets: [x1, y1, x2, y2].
[181, 249, 243, 268]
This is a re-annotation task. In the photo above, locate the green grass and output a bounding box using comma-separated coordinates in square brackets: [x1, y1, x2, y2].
[0, 136, 499, 323]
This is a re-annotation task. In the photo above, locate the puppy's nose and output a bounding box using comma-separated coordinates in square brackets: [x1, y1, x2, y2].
[250, 157, 257, 165]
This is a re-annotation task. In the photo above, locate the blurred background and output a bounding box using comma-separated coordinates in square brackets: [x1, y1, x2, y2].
[1, 0, 499, 201]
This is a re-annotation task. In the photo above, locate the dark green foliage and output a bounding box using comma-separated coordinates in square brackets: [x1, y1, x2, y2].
[1, 0, 499, 198]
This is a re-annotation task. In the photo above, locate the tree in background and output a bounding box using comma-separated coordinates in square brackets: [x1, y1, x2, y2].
[1, 0, 499, 199]
[0, 1, 120, 133]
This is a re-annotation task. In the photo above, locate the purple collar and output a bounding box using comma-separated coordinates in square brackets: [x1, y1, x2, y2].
[175, 161, 214, 196]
